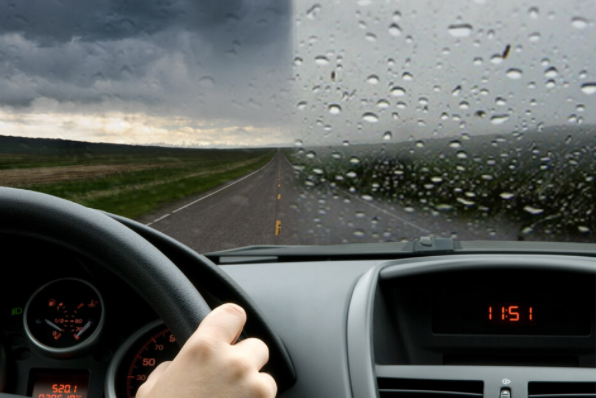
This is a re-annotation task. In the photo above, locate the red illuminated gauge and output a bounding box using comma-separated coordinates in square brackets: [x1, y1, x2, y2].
[24, 279, 104, 356]
[105, 320, 180, 398]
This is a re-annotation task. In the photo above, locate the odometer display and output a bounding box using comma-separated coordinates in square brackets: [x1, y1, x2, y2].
[29, 370, 89, 398]
[109, 321, 180, 398]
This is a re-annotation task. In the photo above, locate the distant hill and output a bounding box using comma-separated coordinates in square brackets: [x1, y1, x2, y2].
[0, 135, 256, 156]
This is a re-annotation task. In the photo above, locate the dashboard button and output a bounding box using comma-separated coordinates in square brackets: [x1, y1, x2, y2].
[500, 388, 511, 398]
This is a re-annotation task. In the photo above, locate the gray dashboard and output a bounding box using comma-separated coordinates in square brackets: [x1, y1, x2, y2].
[223, 254, 596, 398]
[221, 260, 380, 398]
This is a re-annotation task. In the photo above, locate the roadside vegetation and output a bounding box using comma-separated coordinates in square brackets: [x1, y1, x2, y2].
[0, 135, 274, 219]
[286, 126, 596, 241]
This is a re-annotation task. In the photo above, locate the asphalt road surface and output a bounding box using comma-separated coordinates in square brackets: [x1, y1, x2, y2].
[141, 150, 522, 254]
[140, 151, 300, 253]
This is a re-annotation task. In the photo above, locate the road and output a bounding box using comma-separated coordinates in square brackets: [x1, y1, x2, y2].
[140, 150, 522, 253]
[139, 151, 300, 253]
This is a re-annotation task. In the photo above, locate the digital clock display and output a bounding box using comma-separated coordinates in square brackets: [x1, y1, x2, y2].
[432, 288, 592, 335]
[488, 303, 535, 325]
[29, 370, 89, 398]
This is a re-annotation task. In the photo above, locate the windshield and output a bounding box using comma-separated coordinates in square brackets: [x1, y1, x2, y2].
[1, 0, 595, 252]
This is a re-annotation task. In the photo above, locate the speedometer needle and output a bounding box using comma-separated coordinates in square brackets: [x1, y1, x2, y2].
[45, 319, 63, 332]
[76, 321, 92, 338]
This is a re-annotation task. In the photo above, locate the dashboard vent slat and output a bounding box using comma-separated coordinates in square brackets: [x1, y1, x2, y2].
[528, 382, 596, 398]
[378, 378, 483, 398]
[379, 389, 482, 397]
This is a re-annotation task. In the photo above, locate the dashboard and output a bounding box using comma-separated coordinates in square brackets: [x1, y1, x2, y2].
[1, 233, 596, 398]
[0, 236, 167, 398]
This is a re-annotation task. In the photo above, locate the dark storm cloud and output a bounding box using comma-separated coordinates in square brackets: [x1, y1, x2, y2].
[0, 0, 289, 47]
[0, 0, 293, 127]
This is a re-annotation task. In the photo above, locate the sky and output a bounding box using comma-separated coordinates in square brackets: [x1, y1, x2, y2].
[0, 0, 595, 147]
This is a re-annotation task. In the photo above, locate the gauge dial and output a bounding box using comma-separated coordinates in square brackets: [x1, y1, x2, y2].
[24, 278, 104, 355]
[106, 321, 179, 398]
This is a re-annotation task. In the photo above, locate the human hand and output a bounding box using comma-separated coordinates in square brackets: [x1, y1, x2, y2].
[136, 303, 276, 398]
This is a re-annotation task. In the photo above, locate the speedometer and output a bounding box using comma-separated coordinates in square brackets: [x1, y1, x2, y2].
[106, 320, 180, 398]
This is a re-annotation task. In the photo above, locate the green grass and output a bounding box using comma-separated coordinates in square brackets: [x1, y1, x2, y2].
[1, 136, 276, 219]
[25, 151, 274, 219]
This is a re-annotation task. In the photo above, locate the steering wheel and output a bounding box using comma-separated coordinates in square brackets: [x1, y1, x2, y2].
[0, 187, 212, 398]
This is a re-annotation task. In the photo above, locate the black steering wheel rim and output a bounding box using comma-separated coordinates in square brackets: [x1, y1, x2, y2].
[0, 187, 211, 348]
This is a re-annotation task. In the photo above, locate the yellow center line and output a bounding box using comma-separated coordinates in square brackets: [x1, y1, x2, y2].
[277, 194, 281, 200]
[275, 220, 282, 235]
[278, 184, 280, 187]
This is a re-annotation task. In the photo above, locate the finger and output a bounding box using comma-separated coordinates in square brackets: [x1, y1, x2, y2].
[138, 361, 171, 393]
[196, 303, 247, 345]
[258, 372, 278, 398]
[233, 337, 269, 370]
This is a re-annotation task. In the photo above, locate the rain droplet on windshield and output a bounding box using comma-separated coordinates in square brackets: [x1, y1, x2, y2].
[571, 17, 588, 29]
[306, 4, 322, 19]
[362, 113, 379, 123]
[353, 230, 365, 238]
[524, 205, 544, 215]
[528, 32, 541, 42]
[490, 114, 510, 124]
[581, 83, 596, 95]
[382, 131, 393, 140]
[315, 56, 330, 65]
[367, 75, 380, 84]
[528, 7, 539, 19]
[506, 68, 523, 79]
[544, 67, 558, 78]
[448, 23, 473, 38]
[390, 86, 406, 96]
[377, 99, 390, 108]
[389, 23, 402, 36]
[328, 104, 342, 114]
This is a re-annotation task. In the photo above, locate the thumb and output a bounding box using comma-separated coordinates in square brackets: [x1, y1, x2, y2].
[195, 303, 246, 345]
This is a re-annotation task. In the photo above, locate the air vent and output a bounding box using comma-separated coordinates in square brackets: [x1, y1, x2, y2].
[528, 382, 596, 398]
[377, 378, 483, 397]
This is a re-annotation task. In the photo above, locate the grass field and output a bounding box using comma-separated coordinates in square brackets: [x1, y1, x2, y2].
[286, 125, 596, 242]
[0, 135, 275, 219]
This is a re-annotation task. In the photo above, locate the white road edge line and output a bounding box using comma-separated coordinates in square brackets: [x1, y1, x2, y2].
[146, 152, 278, 226]
[283, 151, 430, 233]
